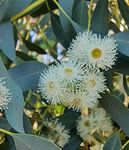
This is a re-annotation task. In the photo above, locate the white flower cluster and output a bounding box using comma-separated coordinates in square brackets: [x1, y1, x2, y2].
[38, 31, 117, 111]
[43, 119, 70, 148]
[77, 108, 113, 142]
[67, 31, 117, 70]
[0, 78, 11, 110]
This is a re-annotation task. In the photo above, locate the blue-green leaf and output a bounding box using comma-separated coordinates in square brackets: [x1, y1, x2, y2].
[72, 0, 88, 28]
[2, 0, 33, 22]
[0, 117, 12, 131]
[103, 134, 121, 150]
[0, 59, 24, 133]
[113, 58, 129, 75]
[112, 31, 129, 58]
[64, 135, 82, 150]
[58, 110, 80, 129]
[0, 21, 15, 61]
[0, 0, 13, 22]
[51, 12, 71, 48]
[100, 93, 129, 136]
[8, 61, 48, 91]
[59, 0, 83, 35]
[11, 133, 61, 150]
[59, 0, 75, 32]
[91, 0, 109, 36]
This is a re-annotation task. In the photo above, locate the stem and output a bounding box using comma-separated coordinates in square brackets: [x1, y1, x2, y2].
[122, 140, 129, 149]
[11, 0, 46, 22]
[37, 105, 51, 136]
[87, 0, 93, 31]
[0, 128, 12, 136]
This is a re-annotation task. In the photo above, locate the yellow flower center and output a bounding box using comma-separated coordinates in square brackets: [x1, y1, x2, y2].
[91, 48, 102, 59]
[64, 67, 73, 76]
[46, 81, 55, 91]
[89, 80, 96, 88]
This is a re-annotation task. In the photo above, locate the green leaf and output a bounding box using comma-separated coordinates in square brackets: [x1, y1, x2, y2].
[113, 58, 129, 75]
[30, 0, 57, 18]
[72, 0, 88, 28]
[103, 134, 121, 150]
[59, 0, 75, 31]
[0, 0, 13, 22]
[8, 61, 48, 91]
[100, 93, 129, 136]
[104, 69, 113, 92]
[109, 21, 120, 33]
[0, 21, 15, 62]
[58, 110, 80, 129]
[0, 117, 12, 131]
[11, 133, 61, 150]
[58, 0, 83, 38]
[23, 113, 32, 134]
[2, 0, 33, 22]
[112, 31, 129, 58]
[22, 38, 47, 54]
[16, 51, 36, 61]
[50, 13, 70, 48]
[118, 0, 129, 28]
[0, 59, 24, 133]
[64, 135, 82, 150]
[91, 0, 109, 36]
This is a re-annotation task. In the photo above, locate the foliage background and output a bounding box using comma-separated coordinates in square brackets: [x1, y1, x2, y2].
[1, 0, 129, 149]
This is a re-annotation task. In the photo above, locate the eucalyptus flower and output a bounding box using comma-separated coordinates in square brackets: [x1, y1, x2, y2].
[38, 66, 64, 104]
[44, 119, 70, 148]
[0, 79, 11, 110]
[81, 69, 106, 97]
[77, 108, 113, 142]
[67, 31, 117, 70]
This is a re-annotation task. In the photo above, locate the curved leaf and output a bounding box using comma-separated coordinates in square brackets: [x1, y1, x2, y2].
[11, 133, 61, 150]
[113, 58, 129, 75]
[2, 0, 33, 22]
[0, 0, 13, 22]
[72, 0, 88, 28]
[51, 13, 70, 48]
[22, 38, 47, 54]
[91, 0, 109, 36]
[100, 93, 129, 136]
[103, 134, 121, 150]
[8, 61, 48, 91]
[112, 31, 129, 58]
[0, 60, 24, 133]
[0, 117, 12, 131]
[0, 21, 15, 62]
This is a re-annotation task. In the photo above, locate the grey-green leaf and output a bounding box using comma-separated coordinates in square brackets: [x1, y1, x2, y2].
[72, 0, 88, 28]
[0, 21, 15, 61]
[103, 134, 121, 150]
[0, 0, 13, 22]
[2, 0, 33, 22]
[11, 133, 61, 150]
[8, 61, 48, 91]
[91, 0, 109, 36]
[112, 31, 129, 57]
[0, 59, 24, 133]
[100, 93, 129, 136]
